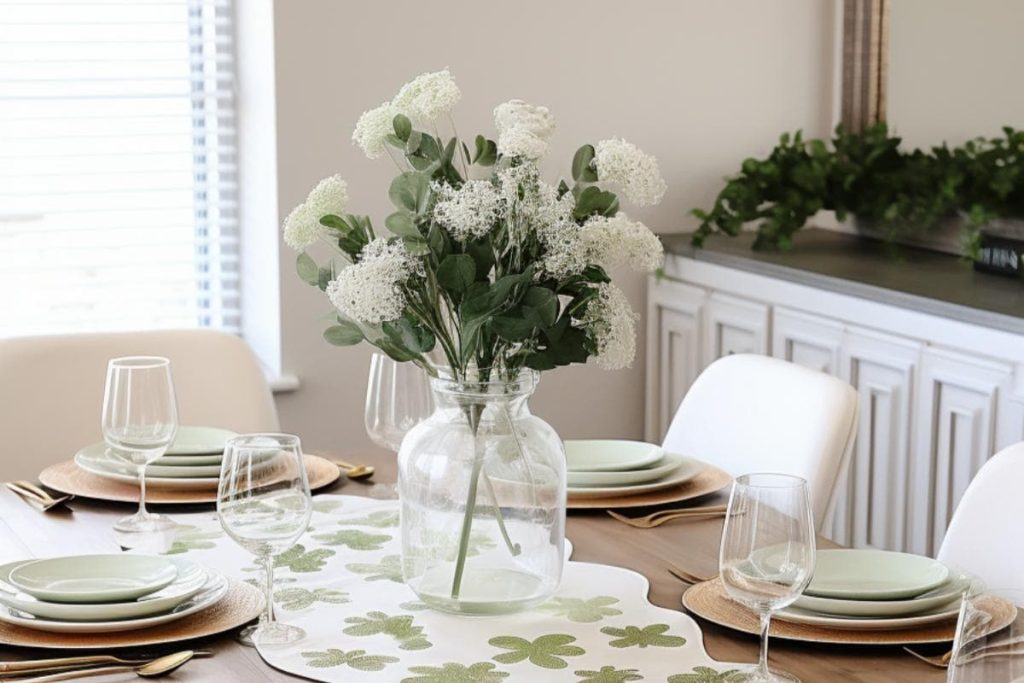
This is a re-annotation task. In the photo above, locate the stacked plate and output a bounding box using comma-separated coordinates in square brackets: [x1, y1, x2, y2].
[565, 440, 703, 500]
[777, 549, 977, 631]
[0, 555, 228, 633]
[74, 426, 238, 490]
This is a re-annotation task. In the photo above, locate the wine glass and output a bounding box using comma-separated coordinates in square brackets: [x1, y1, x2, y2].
[102, 356, 178, 539]
[948, 589, 1024, 682]
[364, 352, 433, 452]
[218, 434, 312, 646]
[719, 473, 816, 683]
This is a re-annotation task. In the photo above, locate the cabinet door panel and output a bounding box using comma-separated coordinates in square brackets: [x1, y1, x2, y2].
[772, 307, 843, 375]
[702, 293, 769, 368]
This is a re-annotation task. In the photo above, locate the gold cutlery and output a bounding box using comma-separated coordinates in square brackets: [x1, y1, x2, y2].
[0, 651, 211, 677]
[904, 633, 1024, 668]
[4, 482, 72, 512]
[607, 505, 727, 528]
[333, 459, 375, 480]
[668, 566, 718, 585]
[8, 651, 195, 682]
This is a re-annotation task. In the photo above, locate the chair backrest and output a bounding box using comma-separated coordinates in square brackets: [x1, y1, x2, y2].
[938, 442, 1024, 593]
[0, 329, 279, 479]
[662, 354, 858, 531]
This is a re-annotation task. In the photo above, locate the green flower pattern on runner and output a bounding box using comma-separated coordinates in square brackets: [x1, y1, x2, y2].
[601, 624, 687, 648]
[162, 524, 222, 555]
[401, 662, 510, 682]
[668, 666, 745, 682]
[300, 648, 399, 671]
[539, 596, 623, 623]
[312, 498, 344, 514]
[489, 634, 585, 669]
[273, 544, 336, 573]
[338, 509, 400, 528]
[311, 528, 391, 551]
[399, 600, 431, 611]
[344, 611, 432, 650]
[574, 666, 644, 683]
[275, 587, 350, 611]
[346, 554, 404, 583]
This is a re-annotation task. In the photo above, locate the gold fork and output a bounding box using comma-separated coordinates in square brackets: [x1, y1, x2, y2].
[607, 505, 727, 528]
[4, 482, 72, 512]
[904, 633, 1024, 668]
[668, 565, 719, 585]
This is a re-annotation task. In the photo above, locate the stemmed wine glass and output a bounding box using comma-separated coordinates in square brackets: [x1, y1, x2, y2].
[218, 434, 312, 646]
[364, 352, 433, 452]
[719, 473, 816, 683]
[102, 356, 178, 539]
[948, 589, 1024, 682]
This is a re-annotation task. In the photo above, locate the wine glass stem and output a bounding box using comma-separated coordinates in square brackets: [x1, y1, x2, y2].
[137, 464, 148, 516]
[263, 555, 276, 626]
[758, 611, 772, 676]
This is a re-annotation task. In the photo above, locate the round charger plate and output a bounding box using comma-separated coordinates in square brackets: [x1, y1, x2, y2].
[564, 440, 664, 472]
[807, 549, 949, 600]
[38, 454, 340, 505]
[9, 555, 178, 604]
[793, 572, 975, 618]
[0, 581, 261, 648]
[682, 578, 1018, 646]
[567, 457, 702, 499]
[165, 426, 237, 456]
[567, 452, 688, 487]
[567, 461, 731, 509]
[0, 559, 208, 622]
[0, 574, 228, 634]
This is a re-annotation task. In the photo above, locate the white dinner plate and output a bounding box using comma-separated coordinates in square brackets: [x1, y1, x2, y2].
[0, 573, 229, 633]
[794, 572, 975, 618]
[76, 444, 223, 478]
[74, 451, 220, 490]
[154, 453, 224, 467]
[564, 440, 664, 472]
[567, 457, 703, 499]
[165, 426, 237, 456]
[0, 559, 208, 622]
[9, 555, 177, 604]
[567, 452, 687, 487]
[805, 549, 949, 600]
[777, 598, 963, 631]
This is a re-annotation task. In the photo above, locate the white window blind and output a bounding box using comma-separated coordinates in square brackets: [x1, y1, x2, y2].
[0, 0, 241, 337]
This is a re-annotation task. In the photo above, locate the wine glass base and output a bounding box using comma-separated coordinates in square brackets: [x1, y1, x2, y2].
[252, 622, 306, 647]
[113, 512, 176, 552]
[731, 666, 801, 683]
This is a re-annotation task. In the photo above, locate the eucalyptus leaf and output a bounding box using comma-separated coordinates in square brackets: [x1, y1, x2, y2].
[572, 144, 597, 182]
[573, 186, 619, 220]
[522, 286, 557, 327]
[319, 214, 348, 231]
[436, 254, 476, 293]
[384, 211, 420, 239]
[406, 130, 423, 155]
[324, 321, 363, 346]
[296, 252, 318, 286]
[491, 315, 535, 341]
[392, 114, 412, 142]
[388, 172, 430, 214]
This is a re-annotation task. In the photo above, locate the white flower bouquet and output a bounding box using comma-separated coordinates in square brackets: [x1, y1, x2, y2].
[285, 69, 666, 381]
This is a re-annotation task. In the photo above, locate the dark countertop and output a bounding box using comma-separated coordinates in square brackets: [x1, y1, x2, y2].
[661, 228, 1024, 335]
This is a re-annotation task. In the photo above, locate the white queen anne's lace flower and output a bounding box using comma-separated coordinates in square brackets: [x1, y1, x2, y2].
[494, 100, 555, 160]
[326, 239, 420, 324]
[578, 282, 638, 370]
[432, 180, 502, 241]
[353, 101, 398, 159]
[282, 203, 319, 251]
[282, 175, 349, 251]
[392, 69, 461, 124]
[581, 214, 664, 272]
[593, 138, 667, 206]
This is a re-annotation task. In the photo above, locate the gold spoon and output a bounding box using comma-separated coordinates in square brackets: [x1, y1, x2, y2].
[14, 651, 194, 682]
[0, 650, 212, 676]
[4, 482, 72, 512]
[334, 459, 375, 480]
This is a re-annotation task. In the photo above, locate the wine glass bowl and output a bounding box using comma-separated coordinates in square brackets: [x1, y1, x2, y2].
[364, 352, 433, 452]
[719, 473, 815, 683]
[101, 356, 178, 541]
[218, 433, 312, 646]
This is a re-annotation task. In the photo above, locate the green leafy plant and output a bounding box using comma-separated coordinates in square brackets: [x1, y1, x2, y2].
[488, 633, 586, 669]
[692, 124, 1024, 258]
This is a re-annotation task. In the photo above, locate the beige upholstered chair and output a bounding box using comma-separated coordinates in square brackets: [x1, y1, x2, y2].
[938, 441, 1024, 594]
[662, 354, 859, 532]
[0, 330, 278, 479]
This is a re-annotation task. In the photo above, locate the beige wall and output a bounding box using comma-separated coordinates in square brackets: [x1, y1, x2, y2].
[270, 0, 837, 457]
[888, 0, 1024, 150]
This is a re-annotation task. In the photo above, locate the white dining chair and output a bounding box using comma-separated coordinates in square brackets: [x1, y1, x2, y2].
[662, 353, 859, 531]
[938, 441, 1024, 594]
[0, 329, 279, 480]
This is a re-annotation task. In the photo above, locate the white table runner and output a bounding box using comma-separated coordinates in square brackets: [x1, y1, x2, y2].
[164, 495, 742, 682]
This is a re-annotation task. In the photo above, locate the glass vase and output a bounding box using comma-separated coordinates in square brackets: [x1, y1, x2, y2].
[397, 369, 566, 615]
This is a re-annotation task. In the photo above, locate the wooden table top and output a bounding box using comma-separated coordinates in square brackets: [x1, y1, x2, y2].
[0, 453, 944, 682]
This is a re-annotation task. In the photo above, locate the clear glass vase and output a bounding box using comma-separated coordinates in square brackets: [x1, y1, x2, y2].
[397, 369, 566, 615]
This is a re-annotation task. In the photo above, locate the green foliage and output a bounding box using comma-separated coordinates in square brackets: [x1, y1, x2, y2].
[489, 634, 585, 669]
[300, 648, 399, 671]
[402, 662, 509, 683]
[600, 624, 687, 648]
[323, 318, 363, 346]
[692, 124, 1024, 257]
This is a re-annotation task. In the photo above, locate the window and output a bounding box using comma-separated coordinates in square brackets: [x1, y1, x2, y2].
[0, 0, 240, 337]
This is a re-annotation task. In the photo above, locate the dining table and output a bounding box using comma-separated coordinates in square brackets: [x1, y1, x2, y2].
[0, 452, 944, 682]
